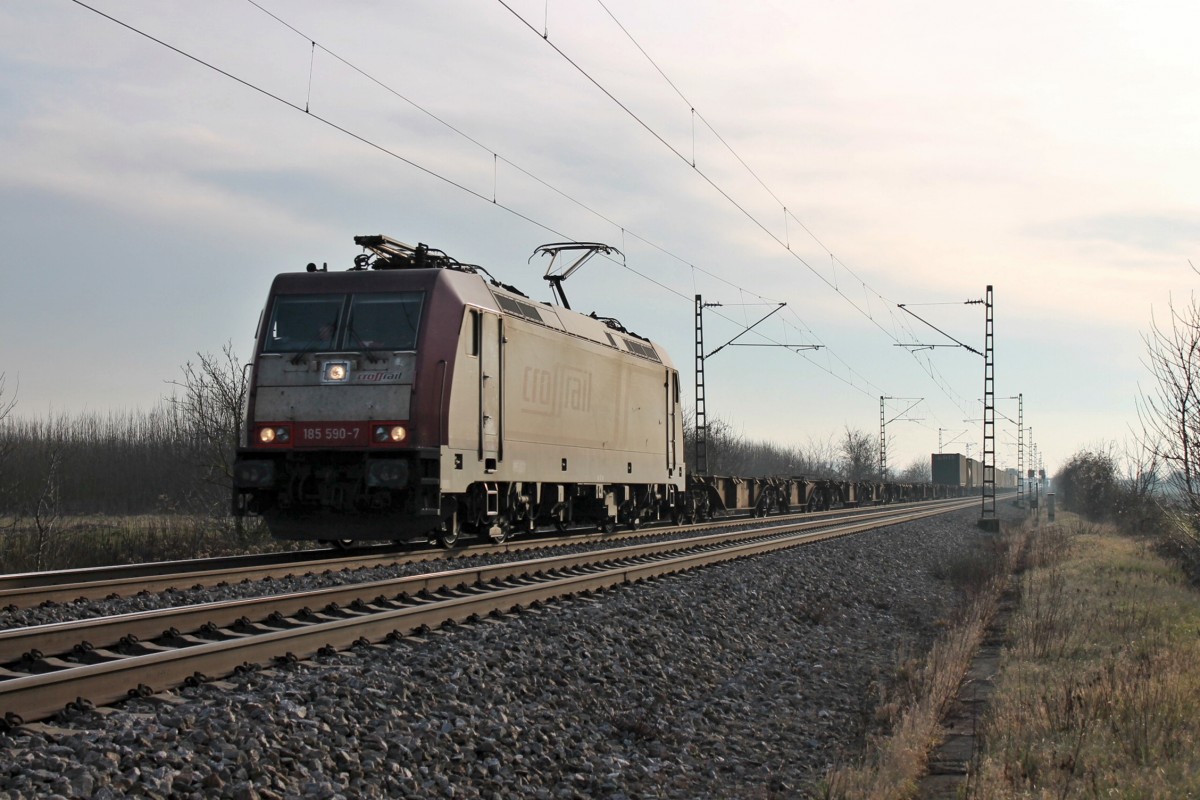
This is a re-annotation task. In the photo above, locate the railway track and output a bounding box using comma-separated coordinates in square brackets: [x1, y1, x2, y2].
[0, 498, 972, 610]
[0, 498, 975, 728]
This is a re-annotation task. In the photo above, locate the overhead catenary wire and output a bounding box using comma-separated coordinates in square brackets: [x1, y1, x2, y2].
[240, 2, 820, 308]
[499, 0, 976, 418]
[69, 0, 970, 428]
[66, 0, 887, 404]
[240, 0, 893, 400]
[498, 0, 899, 335]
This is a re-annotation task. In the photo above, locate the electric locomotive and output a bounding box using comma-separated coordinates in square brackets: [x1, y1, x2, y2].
[232, 235, 687, 546]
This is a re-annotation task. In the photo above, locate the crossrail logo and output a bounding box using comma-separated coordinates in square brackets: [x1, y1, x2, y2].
[354, 371, 407, 383]
[522, 365, 592, 416]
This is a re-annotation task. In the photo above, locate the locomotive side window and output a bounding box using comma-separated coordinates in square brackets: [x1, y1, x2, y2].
[345, 292, 424, 351]
[262, 294, 346, 352]
[467, 309, 480, 356]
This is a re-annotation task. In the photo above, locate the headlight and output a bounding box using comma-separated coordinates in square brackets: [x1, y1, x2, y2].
[322, 360, 351, 383]
[257, 426, 290, 444]
[374, 424, 406, 443]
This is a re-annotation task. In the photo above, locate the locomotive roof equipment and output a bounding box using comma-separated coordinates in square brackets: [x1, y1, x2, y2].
[531, 241, 623, 310]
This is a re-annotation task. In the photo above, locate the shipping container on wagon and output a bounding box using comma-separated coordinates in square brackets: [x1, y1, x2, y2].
[931, 452, 968, 487]
[999, 468, 1019, 490]
[964, 457, 981, 489]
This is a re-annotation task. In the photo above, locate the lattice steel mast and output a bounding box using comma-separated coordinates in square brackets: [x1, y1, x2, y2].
[981, 285, 996, 521]
[694, 295, 708, 475]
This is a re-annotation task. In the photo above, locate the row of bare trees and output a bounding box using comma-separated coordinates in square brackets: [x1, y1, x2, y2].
[1, 341, 941, 570]
[0, 345, 245, 518]
[684, 416, 930, 482]
[1, 355, 930, 524]
[0, 346, 249, 570]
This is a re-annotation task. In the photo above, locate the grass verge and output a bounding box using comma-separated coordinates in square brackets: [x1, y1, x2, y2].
[967, 516, 1200, 797]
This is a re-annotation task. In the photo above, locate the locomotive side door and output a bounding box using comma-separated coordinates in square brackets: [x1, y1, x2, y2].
[478, 311, 503, 470]
[665, 368, 679, 476]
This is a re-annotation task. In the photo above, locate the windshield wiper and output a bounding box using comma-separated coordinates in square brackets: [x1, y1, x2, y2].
[289, 321, 339, 365]
[346, 326, 384, 363]
[289, 341, 323, 365]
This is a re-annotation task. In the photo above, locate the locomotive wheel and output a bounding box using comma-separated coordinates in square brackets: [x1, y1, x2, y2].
[618, 501, 641, 531]
[321, 539, 355, 550]
[597, 517, 616, 534]
[437, 521, 461, 549]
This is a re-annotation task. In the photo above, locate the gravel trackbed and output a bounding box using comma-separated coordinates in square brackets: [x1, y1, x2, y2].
[0, 507, 997, 799]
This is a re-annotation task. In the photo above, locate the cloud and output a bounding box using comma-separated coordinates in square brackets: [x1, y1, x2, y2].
[1030, 214, 1200, 254]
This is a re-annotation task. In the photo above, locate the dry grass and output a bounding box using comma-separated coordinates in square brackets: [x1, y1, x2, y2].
[818, 522, 1029, 799]
[968, 516, 1200, 797]
[0, 514, 294, 573]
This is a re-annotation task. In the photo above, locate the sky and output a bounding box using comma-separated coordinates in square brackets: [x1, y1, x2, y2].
[1, 0, 1198, 477]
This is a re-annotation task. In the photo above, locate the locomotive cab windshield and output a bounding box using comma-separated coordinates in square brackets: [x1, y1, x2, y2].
[262, 291, 424, 353]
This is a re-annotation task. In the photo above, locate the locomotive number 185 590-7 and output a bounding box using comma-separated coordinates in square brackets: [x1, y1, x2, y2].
[296, 423, 368, 446]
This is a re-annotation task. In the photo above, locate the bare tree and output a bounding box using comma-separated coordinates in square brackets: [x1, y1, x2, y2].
[1136, 267, 1200, 556]
[0, 374, 13, 418]
[799, 433, 840, 477]
[898, 456, 932, 483]
[1137, 287, 1200, 507]
[5, 394, 68, 571]
[1119, 438, 1165, 531]
[683, 411, 852, 478]
[840, 426, 878, 481]
[167, 342, 248, 512]
[31, 442, 63, 570]
[0, 373, 15, 531]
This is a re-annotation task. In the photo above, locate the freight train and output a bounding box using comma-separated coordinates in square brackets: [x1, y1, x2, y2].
[232, 236, 986, 547]
[931, 453, 1018, 490]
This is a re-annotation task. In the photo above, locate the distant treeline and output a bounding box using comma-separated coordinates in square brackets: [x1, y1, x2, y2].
[1, 404, 227, 517]
[685, 416, 930, 483]
[0, 405, 932, 519]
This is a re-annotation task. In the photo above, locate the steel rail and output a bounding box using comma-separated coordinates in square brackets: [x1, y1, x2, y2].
[0, 545, 383, 590]
[0, 510, 821, 593]
[1, 500, 973, 727]
[0, 499, 975, 665]
[0, 498, 970, 609]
